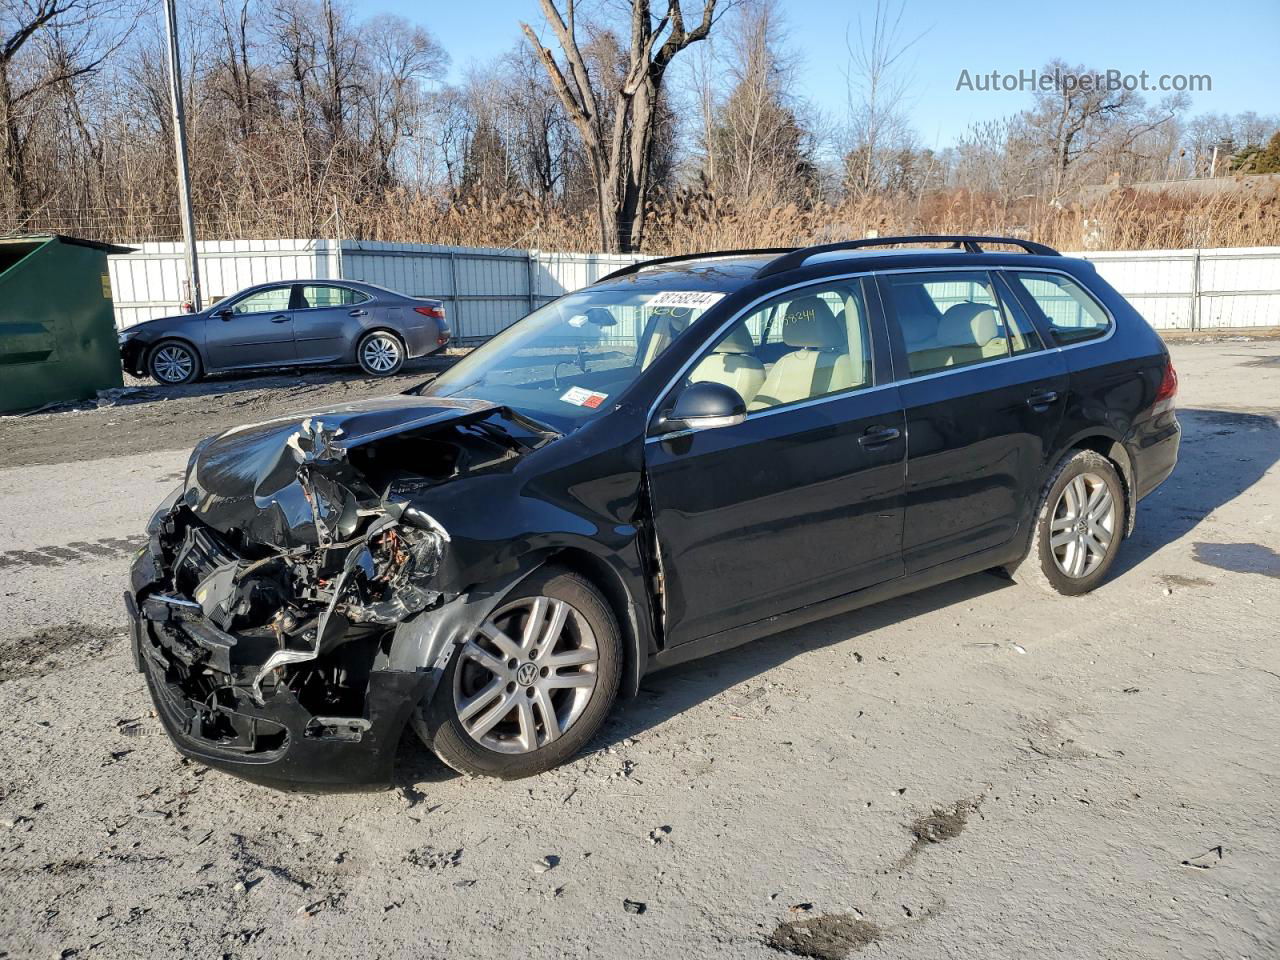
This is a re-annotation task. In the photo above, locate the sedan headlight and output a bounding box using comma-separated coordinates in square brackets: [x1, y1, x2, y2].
[118, 330, 138, 344]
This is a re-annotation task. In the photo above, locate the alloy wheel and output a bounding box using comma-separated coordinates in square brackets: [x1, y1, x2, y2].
[452, 596, 600, 755]
[1049, 471, 1116, 578]
[153, 345, 195, 383]
[361, 334, 402, 373]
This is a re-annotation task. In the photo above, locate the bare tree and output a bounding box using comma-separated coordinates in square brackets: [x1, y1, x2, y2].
[702, 0, 815, 206]
[842, 0, 924, 196]
[1, 0, 135, 216]
[520, 0, 722, 252]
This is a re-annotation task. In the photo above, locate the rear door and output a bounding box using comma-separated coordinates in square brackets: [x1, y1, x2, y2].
[204, 284, 297, 369]
[644, 278, 907, 647]
[294, 283, 373, 363]
[873, 269, 1068, 574]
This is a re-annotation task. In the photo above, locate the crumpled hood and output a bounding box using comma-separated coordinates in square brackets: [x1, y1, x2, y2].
[184, 394, 502, 548]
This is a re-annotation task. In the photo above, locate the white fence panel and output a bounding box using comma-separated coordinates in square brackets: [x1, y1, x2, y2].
[110, 241, 1277, 336]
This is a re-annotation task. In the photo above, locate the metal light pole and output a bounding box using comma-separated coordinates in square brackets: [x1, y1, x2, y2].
[162, 0, 202, 312]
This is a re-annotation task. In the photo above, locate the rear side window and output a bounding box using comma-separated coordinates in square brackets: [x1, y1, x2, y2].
[1008, 271, 1112, 345]
[299, 284, 369, 308]
[880, 271, 1041, 377]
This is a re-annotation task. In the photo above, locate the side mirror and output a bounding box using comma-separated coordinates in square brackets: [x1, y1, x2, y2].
[214, 307, 233, 320]
[657, 381, 746, 434]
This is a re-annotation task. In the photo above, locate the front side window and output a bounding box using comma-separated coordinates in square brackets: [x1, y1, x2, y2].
[689, 281, 872, 411]
[229, 286, 292, 316]
[881, 270, 1039, 376]
[1009, 271, 1112, 345]
[299, 284, 368, 308]
[421, 288, 723, 430]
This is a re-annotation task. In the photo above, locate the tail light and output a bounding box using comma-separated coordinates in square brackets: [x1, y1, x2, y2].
[1153, 357, 1178, 413]
[414, 305, 445, 320]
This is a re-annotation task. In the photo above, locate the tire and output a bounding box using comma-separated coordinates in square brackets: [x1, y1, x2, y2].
[420, 568, 622, 779]
[357, 330, 405, 376]
[147, 339, 202, 385]
[1007, 449, 1126, 596]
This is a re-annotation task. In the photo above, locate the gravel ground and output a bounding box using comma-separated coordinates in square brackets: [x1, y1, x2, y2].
[1, 339, 1277, 960]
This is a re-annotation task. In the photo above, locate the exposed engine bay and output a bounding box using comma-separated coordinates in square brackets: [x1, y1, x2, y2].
[127, 398, 558, 785]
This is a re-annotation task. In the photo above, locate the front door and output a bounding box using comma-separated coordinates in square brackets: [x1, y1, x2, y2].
[644, 278, 907, 647]
[204, 284, 297, 369]
[874, 269, 1069, 573]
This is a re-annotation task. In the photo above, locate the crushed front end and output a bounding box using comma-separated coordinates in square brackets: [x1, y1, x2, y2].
[124, 396, 545, 789]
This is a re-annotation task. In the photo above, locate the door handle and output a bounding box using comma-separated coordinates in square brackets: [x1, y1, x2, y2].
[348, 308, 368, 317]
[1026, 390, 1059, 410]
[858, 425, 901, 448]
[270, 314, 290, 323]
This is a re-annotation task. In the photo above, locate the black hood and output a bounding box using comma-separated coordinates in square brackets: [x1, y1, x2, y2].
[183, 395, 504, 548]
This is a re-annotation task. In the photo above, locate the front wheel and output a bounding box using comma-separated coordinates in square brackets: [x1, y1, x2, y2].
[418, 568, 622, 778]
[357, 330, 405, 376]
[148, 340, 202, 384]
[1008, 449, 1125, 596]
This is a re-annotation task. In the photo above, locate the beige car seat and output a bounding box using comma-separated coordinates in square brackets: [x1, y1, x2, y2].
[689, 323, 766, 405]
[749, 296, 860, 410]
[911, 301, 1010, 370]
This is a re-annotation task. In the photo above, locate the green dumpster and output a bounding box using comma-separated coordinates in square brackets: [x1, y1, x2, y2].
[0, 234, 132, 413]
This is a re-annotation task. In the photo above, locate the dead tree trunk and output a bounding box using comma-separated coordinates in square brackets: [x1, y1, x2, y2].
[522, 0, 720, 253]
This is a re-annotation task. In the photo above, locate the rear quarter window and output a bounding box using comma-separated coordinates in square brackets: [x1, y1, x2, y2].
[1008, 271, 1113, 345]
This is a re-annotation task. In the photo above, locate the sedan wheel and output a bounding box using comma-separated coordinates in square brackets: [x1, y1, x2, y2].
[148, 341, 200, 384]
[358, 332, 404, 376]
[421, 568, 621, 778]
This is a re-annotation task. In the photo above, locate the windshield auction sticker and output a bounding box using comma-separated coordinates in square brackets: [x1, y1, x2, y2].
[645, 291, 725, 310]
[560, 387, 609, 409]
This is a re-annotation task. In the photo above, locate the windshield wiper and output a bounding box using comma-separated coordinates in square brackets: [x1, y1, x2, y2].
[503, 408, 562, 442]
[404, 373, 440, 396]
[472, 409, 562, 450]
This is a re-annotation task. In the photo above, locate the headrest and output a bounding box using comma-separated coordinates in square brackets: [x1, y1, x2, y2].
[939, 302, 1001, 347]
[781, 296, 842, 349]
[900, 309, 939, 347]
[714, 324, 757, 355]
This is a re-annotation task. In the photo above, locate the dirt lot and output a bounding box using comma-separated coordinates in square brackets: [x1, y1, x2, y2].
[1, 340, 1277, 959]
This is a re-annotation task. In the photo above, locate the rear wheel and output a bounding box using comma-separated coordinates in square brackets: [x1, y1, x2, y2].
[147, 340, 201, 384]
[357, 330, 405, 376]
[1008, 449, 1125, 596]
[419, 568, 621, 778]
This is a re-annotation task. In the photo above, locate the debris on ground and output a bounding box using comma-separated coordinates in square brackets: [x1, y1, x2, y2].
[405, 847, 463, 870]
[767, 913, 881, 959]
[1181, 845, 1225, 869]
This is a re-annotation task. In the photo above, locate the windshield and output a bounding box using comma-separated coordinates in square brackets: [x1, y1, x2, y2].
[419, 288, 724, 430]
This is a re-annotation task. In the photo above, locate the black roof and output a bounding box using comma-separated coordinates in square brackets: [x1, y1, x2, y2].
[594, 245, 1078, 294]
[591, 234, 1070, 293]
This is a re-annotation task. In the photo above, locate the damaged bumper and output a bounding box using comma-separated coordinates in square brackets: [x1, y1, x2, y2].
[124, 398, 558, 789]
[126, 539, 436, 790]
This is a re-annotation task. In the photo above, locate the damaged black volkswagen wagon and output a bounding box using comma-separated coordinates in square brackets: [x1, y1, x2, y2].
[125, 236, 1180, 788]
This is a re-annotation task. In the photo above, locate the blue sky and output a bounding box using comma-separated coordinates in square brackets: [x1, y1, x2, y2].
[363, 0, 1280, 146]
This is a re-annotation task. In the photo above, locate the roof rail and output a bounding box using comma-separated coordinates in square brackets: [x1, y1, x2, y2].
[755, 234, 1060, 279]
[595, 247, 796, 284]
